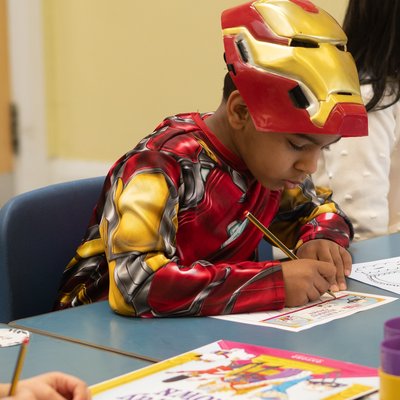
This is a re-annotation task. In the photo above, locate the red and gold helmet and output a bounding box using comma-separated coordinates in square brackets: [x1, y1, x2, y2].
[221, 0, 368, 136]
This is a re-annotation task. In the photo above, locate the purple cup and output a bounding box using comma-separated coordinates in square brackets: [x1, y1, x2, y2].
[381, 337, 400, 376]
[384, 317, 400, 339]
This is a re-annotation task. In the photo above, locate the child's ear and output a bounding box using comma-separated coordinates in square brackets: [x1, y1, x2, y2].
[226, 91, 250, 130]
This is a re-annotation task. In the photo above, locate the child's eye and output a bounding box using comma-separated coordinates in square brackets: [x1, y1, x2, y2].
[288, 141, 305, 151]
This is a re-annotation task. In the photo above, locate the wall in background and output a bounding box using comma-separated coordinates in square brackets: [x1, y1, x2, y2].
[0, 0, 12, 172]
[42, 0, 349, 164]
[43, 0, 245, 164]
[0, 0, 14, 206]
[3, 0, 349, 204]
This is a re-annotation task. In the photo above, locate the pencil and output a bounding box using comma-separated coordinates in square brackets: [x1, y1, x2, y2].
[245, 211, 336, 299]
[8, 337, 30, 396]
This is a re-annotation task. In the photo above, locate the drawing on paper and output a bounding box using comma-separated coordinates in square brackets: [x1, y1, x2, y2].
[350, 256, 400, 294]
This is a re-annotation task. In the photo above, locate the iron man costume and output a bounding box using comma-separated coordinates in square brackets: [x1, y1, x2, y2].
[55, 112, 352, 317]
[55, 0, 367, 317]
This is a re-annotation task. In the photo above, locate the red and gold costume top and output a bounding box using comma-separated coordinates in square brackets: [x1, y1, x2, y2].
[55, 113, 352, 317]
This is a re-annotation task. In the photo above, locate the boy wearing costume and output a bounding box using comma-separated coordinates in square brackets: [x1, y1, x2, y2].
[55, 0, 367, 317]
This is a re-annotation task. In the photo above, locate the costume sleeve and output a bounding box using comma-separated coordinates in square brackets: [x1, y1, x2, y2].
[102, 152, 285, 317]
[268, 176, 353, 250]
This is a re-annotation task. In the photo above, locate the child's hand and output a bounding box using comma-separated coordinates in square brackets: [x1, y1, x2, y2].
[295, 239, 352, 292]
[281, 259, 336, 307]
[1, 372, 91, 400]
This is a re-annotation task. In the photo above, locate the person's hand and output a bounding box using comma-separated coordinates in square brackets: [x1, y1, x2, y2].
[296, 239, 352, 292]
[281, 259, 336, 307]
[1, 372, 91, 400]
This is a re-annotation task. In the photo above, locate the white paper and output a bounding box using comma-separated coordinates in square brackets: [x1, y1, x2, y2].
[0, 328, 30, 347]
[211, 291, 397, 332]
[349, 256, 400, 295]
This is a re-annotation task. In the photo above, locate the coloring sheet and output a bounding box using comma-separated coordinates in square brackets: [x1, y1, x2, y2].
[91, 340, 379, 400]
[211, 291, 396, 332]
[349, 256, 400, 295]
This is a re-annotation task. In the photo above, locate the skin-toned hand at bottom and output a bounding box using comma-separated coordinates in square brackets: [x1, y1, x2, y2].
[0, 372, 91, 400]
[282, 259, 337, 307]
[296, 239, 352, 292]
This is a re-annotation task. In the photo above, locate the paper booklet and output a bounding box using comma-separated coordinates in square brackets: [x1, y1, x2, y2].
[91, 340, 378, 400]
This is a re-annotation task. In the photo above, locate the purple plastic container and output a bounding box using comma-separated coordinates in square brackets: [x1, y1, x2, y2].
[381, 337, 400, 376]
[384, 317, 400, 339]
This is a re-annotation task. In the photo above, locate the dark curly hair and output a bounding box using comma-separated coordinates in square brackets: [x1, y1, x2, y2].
[222, 72, 237, 102]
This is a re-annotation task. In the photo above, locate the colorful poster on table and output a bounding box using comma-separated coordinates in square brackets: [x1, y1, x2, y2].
[91, 340, 378, 400]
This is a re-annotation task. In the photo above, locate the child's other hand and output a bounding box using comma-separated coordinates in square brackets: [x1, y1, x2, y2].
[295, 239, 352, 292]
[281, 259, 336, 307]
[3, 372, 91, 400]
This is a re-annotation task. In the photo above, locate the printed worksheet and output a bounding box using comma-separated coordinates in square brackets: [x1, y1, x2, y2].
[349, 256, 400, 295]
[211, 291, 396, 332]
[91, 340, 379, 400]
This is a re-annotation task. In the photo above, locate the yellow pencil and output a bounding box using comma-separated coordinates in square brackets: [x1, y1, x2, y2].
[245, 211, 336, 299]
[8, 337, 30, 396]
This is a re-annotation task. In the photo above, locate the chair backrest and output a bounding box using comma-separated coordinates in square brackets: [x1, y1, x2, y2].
[0, 176, 104, 323]
[258, 240, 273, 261]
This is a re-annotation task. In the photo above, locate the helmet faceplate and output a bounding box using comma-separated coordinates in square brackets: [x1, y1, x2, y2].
[222, 0, 368, 137]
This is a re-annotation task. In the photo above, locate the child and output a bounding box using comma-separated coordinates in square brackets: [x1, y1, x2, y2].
[55, 0, 367, 317]
[0, 372, 91, 400]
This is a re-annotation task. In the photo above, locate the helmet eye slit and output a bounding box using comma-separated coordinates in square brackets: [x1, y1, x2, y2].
[236, 39, 250, 63]
[289, 85, 310, 109]
[290, 39, 319, 48]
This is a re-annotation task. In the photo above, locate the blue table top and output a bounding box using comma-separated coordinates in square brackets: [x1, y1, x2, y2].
[350, 232, 400, 263]
[9, 233, 400, 369]
[0, 324, 151, 385]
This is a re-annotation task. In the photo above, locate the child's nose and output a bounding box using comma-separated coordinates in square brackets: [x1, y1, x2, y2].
[295, 153, 319, 174]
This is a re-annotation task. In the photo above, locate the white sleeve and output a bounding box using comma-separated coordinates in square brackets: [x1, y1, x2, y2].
[313, 85, 398, 240]
[388, 101, 400, 234]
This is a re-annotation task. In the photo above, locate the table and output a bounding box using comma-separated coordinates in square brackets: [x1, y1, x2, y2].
[9, 233, 400, 369]
[0, 324, 151, 385]
[349, 232, 400, 263]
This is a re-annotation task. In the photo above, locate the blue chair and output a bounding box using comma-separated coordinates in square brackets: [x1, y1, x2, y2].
[258, 240, 274, 261]
[0, 176, 104, 323]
